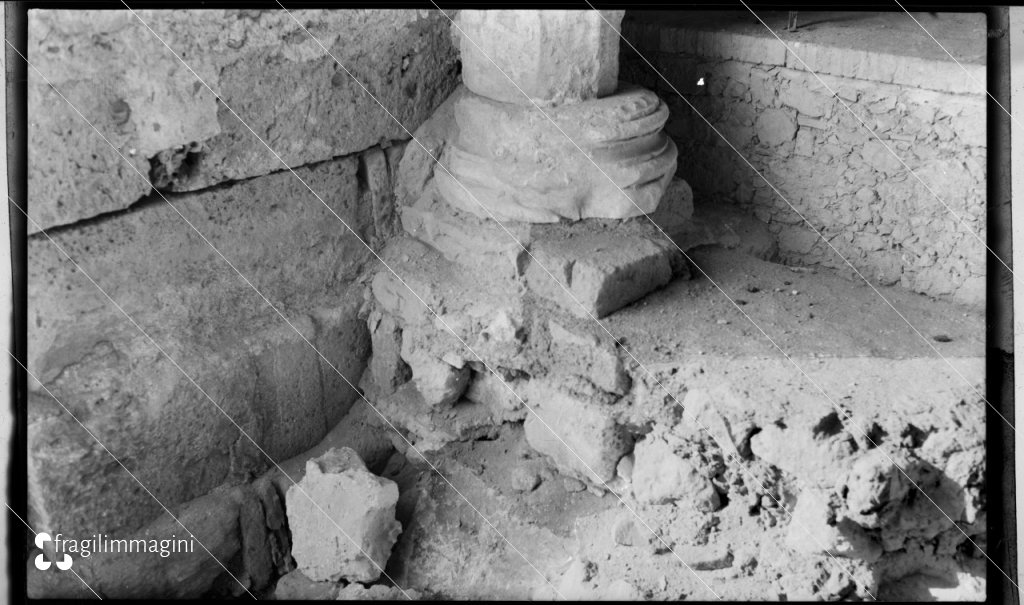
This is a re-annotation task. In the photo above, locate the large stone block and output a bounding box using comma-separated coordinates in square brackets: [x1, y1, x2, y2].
[522, 379, 632, 484]
[400, 185, 533, 278]
[454, 10, 625, 106]
[28, 156, 376, 539]
[435, 85, 678, 222]
[525, 233, 679, 318]
[28, 9, 459, 232]
[27, 484, 260, 598]
[285, 448, 401, 583]
[546, 319, 630, 395]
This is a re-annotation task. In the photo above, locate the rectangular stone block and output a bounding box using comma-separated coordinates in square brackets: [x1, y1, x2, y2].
[525, 234, 677, 319]
[547, 320, 630, 395]
[28, 9, 459, 232]
[400, 190, 532, 279]
[28, 156, 374, 539]
[522, 380, 632, 485]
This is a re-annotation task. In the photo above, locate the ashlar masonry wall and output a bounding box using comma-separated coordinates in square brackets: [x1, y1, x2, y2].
[621, 14, 987, 305]
[26, 10, 459, 596]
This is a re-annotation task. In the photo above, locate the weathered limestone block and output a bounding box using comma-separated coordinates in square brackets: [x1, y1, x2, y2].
[28, 9, 459, 232]
[546, 319, 630, 395]
[28, 156, 374, 543]
[525, 233, 679, 318]
[368, 237, 528, 369]
[522, 379, 632, 484]
[454, 10, 625, 106]
[399, 328, 471, 408]
[400, 186, 533, 278]
[435, 85, 678, 222]
[27, 485, 250, 598]
[631, 426, 721, 512]
[285, 448, 401, 583]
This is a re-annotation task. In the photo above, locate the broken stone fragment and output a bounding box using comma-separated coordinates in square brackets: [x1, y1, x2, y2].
[336, 583, 422, 600]
[454, 10, 625, 106]
[400, 330, 470, 408]
[271, 569, 340, 600]
[749, 411, 860, 487]
[785, 488, 882, 562]
[526, 233, 677, 319]
[547, 320, 631, 395]
[612, 514, 640, 546]
[464, 370, 525, 414]
[362, 311, 411, 395]
[522, 379, 633, 484]
[631, 428, 721, 512]
[839, 450, 911, 529]
[285, 447, 402, 584]
[509, 466, 542, 492]
[400, 188, 532, 278]
[646, 177, 695, 238]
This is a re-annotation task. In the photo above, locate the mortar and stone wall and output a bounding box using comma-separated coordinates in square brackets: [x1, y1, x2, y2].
[620, 13, 987, 305]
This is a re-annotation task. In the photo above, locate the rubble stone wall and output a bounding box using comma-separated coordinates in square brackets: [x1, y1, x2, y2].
[620, 16, 986, 305]
[26, 8, 459, 594]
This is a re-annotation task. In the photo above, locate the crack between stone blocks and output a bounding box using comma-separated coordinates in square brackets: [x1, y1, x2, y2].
[28, 136, 412, 238]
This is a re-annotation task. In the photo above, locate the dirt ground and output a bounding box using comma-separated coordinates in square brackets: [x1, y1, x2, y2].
[367, 244, 986, 601]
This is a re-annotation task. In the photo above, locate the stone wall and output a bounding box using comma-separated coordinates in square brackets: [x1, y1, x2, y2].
[620, 14, 986, 305]
[26, 8, 459, 595]
[28, 9, 458, 232]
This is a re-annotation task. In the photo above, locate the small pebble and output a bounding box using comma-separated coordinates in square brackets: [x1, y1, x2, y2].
[716, 319, 729, 325]
[510, 467, 541, 492]
[933, 334, 953, 343]
[563, 477, 586, 492]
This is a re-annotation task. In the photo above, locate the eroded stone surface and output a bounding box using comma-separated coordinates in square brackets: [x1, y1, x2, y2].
[632, 425, 721, 511]
[27, 155, 382, 541]
[285, 448, 401, 583]
[455, 10, 625, 106]
[28, 9, 459, 232]
[525, 232, 681, 318]
[522, 379, 632, 484]
[436, 86, 678, 222]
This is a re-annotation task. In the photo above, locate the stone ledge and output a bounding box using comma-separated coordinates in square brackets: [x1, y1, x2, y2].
[625, 20, 985, 95]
